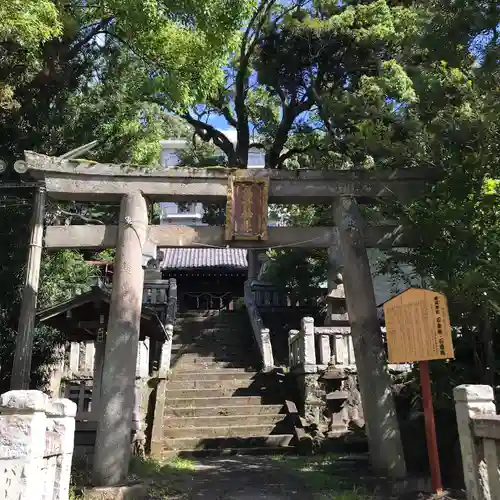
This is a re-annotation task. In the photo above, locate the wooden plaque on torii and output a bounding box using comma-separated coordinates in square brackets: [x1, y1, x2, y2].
[224, 174, 269, 241]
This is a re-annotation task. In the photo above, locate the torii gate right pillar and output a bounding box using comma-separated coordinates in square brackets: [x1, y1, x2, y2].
[333, 196, 406, 478]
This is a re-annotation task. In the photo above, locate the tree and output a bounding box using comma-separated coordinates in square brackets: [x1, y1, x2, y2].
[0, 0, 251, 164]
[0, 0, 61, 110]
[0, 0, 252, 391]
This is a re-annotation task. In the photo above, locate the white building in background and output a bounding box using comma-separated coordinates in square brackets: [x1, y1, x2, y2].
[159, 134, 267, 227]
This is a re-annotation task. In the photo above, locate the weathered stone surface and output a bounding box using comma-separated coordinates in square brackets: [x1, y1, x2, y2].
[24, 150, 435, 204]
[83, 482, 148, 500]
[0, 412, 46, 459]
[333, 196, 406, 478]
[93, 191, 148, 486]
[454, 384, 496, 500]
[46, 398, 77, 418]
[0, 390, 76, 500]
[0, 390, 48, 412]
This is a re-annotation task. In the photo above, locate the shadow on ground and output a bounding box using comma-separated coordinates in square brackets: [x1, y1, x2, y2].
[72, 453, 465, 500]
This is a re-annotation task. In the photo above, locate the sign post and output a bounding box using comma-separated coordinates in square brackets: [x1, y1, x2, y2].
[383, 288, 454, 495]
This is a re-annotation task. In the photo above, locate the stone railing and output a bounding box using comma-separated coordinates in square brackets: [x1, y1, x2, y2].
[244, 280, 274, 371]
[0, 390, 76, 500]
[289, 317, 354, 372]
[251, 282, 322, 311]
[288, 316, 410, 373]
[155, 278, 177, 377]
[454, 384, 500, 500]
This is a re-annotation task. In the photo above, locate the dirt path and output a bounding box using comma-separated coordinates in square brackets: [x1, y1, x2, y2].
[141, 454, 464, 500]
[152, 455, 316, 500]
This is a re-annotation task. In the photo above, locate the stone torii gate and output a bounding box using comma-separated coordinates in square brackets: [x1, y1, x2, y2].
[11, 151, 434, 485]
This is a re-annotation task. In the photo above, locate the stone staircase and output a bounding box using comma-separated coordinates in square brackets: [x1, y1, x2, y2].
[159, 310, 293, 457]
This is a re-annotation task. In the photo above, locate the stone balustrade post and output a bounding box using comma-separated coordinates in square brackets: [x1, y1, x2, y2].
[454, 384, 496, 500]
[288, 330, 299, 368]
[136, 339, 150, 379]
[261, 328, 274, 371]
[48, 398, 77, 500]
[0, 390, 47, 499]
[318, 334, 330, 366]
[159, 324, 174, 378]
[0, 390, 76, 500]
[300, 317, 316, 371]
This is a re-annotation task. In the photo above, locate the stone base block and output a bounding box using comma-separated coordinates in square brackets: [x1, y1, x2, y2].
[83, 482, 148, 500]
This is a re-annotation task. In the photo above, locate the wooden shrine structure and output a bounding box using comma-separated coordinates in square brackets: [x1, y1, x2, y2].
[11, 150, 436, 486]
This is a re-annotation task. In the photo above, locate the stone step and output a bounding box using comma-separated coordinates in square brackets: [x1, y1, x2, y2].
[161, 434, 294, 451]
[166, 377, 263, 391]
[172, 359, 259, 373]
[164, 404, 283, 418]
[165, 396, 267, 408]
[169, 371, 257, 382]
[171, 360, 259, 371]
[172, 364, 253, 372]
[171, 353, 256, 363]
[171, 344, 252, 353]
[165, 388, 261, 399]
[161, 446, 295, 459]
[164, 414, 286, 429]
[165, 423, 288, 439]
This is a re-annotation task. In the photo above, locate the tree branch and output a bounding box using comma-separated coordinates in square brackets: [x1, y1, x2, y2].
[276, 144, 324, 166]
[67, 17, 114, 60]
[181, 113, 236, 160]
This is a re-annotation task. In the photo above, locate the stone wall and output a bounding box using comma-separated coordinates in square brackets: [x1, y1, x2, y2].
[0, 390, 76, 500]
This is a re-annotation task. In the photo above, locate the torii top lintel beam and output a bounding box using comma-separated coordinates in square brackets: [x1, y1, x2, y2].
[21, 151, 436, 204]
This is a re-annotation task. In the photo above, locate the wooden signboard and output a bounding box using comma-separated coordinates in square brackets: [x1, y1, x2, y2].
[383, 288, 454, 364]
[383, 287, 454, 495]
[225, 175, 269, 241]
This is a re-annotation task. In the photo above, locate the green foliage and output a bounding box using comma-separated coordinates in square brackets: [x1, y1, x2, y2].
[0, 0, 61, 110]
[39, 250, 99, 308]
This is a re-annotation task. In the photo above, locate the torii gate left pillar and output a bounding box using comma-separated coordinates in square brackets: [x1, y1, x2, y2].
[92, 191, 148, 486]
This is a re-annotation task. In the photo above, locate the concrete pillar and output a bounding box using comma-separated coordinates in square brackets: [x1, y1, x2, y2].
[11, 186, 46, 390]
[69, 342, 79, 372]
[318, 334, 330, 365]
[333, 196, 406, 478]
[300, 317, 316, 370]
[135, 339, 150, 379]
[92, 191, 148, 486]
[454, 384, 496, 500]
[48, 345, 65, 398]
[261, 328, 274, 371]
[159, 324, 174, 378]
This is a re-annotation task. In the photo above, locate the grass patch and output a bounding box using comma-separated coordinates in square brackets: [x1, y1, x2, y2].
[129, 455, 195, 499]
[272, 454, 376, 499]
[69, 455, 196, 499]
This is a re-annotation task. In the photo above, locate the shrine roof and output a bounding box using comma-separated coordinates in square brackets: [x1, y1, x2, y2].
[36, 285, 167, 341]
[160, 248, 248, 270]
